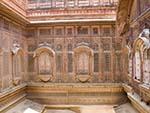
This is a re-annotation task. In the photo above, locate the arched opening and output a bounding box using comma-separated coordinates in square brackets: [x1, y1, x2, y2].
[134, 51, 141, 80]
[133, 37, 150, 82]
[34, 45, 55, 82]
[143, 49, 150, 84]
[74, 45, 93, 82]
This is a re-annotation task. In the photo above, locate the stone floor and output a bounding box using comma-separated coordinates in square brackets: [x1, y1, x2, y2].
[77, 105, 116, 113]
[44, 110, 76, 113]
[4, 99, 139, 113]
[114, 103, 139, 113]
[43, 105, 116, 113]
[5, 99, 44, 113]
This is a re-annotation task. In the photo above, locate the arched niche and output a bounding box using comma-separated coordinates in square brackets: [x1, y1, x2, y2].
[74, 45, 94, 83]
[134, 51, 141, 81]
[33, 45, 55, 82]
[143, 49, 150, 85]
[133, 37, 150, 82]
[12, 45, 25, 86]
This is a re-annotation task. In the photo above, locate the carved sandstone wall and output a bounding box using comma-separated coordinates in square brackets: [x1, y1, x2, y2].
[26, 22, 123, 83]
[0, 16, 28, 92]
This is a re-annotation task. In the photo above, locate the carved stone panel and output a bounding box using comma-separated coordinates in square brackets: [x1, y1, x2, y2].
[34, 44, 55, 82]
[12, 45, 25, 86]
[74, 45, 93, 82]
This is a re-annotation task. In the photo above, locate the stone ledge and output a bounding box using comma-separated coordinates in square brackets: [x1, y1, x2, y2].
[128, 93, 150, 113]
[26, 83, 127, 105]
[122, 83, 133, 94]
[139, 84, 150, 104]
[0, 94, 26, 113]
[0, 83, 27, 98]
[0, 83, 27, 112]
[27, 82, 122, 86]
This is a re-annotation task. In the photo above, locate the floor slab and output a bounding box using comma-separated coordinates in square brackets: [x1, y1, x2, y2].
[114, 103, 139, 113]
[4, 99, 139, 113]
[5, 99, 44, 113]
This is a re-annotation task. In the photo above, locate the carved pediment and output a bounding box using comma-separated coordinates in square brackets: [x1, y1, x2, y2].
[34, 42, 55, 58]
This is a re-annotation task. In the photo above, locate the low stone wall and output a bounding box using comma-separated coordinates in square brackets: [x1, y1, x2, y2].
[123, 84, 150, 113]
[0, 83, 27, 112]
[128, 93, 150, 113]
[26, 83, 128, 105]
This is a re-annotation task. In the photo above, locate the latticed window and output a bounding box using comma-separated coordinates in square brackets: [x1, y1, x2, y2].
[55, 0, 65, 7]
[93, 43, 99, 51]
[78, 0, 90, 6]
[28, 54, 34, 72]
[68, 44, 73, 51]
[56, 53, 62, 72]
[116, 53, 122, 72]
[100, 0, 112, 6]
[77, 27, 89, 35]
[92, 27, 99, 35]
[94, 53, 99, 72]
[115, 43, 122, 50]
[68, 53, 73, 73]
[91, 0, 99, 6]
[104, 53, 111, 72]
[103, 27, 111, 37]
[67, 28, 73, 36]
[67, 0, 75, 7]
[28, 0, 37, 4]
[103, 43, 110, 51]
[39, 29, 51, 35]
[27, 0, 118, 9]
[55, 28, 63, 36]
